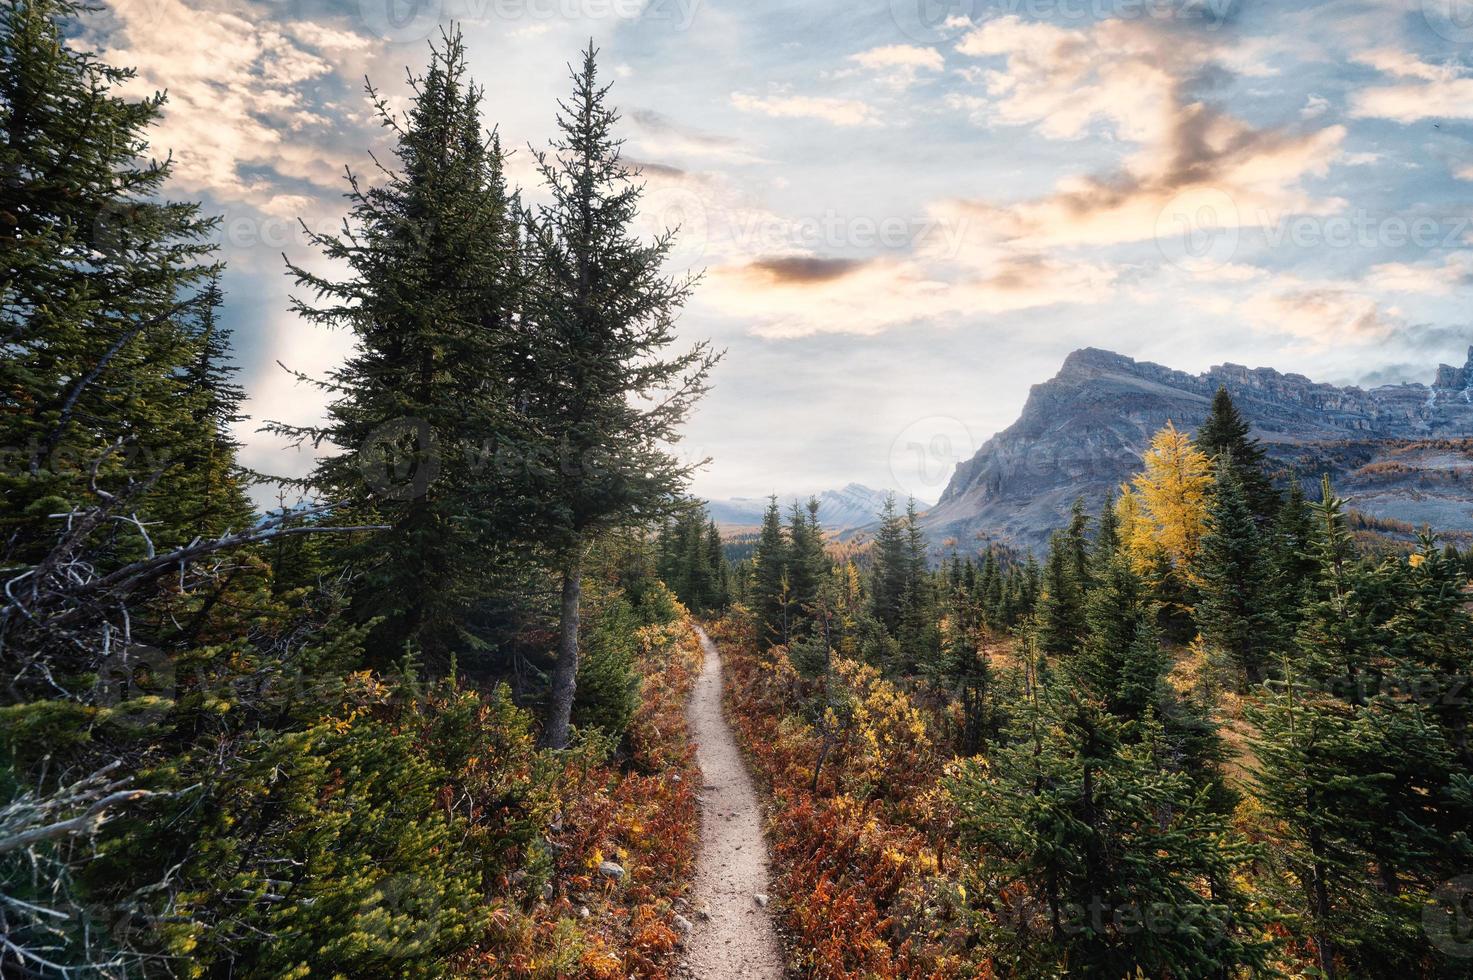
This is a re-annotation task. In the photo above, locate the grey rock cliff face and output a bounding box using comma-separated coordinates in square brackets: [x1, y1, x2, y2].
[923, 346, 1473, 554]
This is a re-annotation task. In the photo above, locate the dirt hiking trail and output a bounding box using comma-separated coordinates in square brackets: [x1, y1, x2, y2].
[682, 625, 785, 979]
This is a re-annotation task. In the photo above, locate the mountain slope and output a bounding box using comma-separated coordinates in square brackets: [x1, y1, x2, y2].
[924, 346, 1473, 554]
[708, 484, 916, 532]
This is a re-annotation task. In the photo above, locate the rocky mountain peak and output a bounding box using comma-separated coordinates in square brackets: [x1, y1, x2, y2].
[1433, 346, 1473, 390]
[921, 345, 1473, 554]
[1056, 346, 1141, 378]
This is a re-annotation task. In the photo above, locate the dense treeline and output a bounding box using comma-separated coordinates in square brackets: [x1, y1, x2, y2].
[719, 386, 1473, 978]
[655, 502, 729, 614]
[1, 4, 713, 975]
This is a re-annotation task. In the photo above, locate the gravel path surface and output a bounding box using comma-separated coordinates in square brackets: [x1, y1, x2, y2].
[682, 626, 785, 979]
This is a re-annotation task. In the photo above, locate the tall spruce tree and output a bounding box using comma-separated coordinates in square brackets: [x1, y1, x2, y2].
[931, 560, 995, 753]
[895, 498, 937, 672]
[751, 497, 790, 647]
[176, 272, 255, 539]
[869, 494, 910, 636]
[705, 519, 729, 611]
[786, 498, 828, 624]
[1269, 478, 1318, 639]
[276, 30, 522, 665]
[1196, 386, 1278, 520]
[1036, 531, 1086, 657]
[1, 0, 219, 560]
[1092, 492, 1119, 571]
[1074, 551, 1152, 714]
[655, 502, 728, 612]
[521, 46, 718, 749]
[1064, 497, 1092, 588]
[1194, 458, 1278, 688]
[1249, 480, 1473, 977]
[1294, 478, 1379, 691]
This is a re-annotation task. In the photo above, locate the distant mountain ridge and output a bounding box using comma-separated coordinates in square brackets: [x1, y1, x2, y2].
[923, 346, 1473, 554]
[708, 483, 920, 531]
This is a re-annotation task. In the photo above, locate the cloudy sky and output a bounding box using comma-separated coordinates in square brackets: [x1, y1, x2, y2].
[83, 0, 1473, 505]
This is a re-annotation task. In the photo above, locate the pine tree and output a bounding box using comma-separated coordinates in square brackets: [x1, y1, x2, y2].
[1393, 532, 1473, 763]
[1249, 681, 1473, 978]
[655, 503, 730, 613]
[521, 45, 718, 749]
[1194, 459, 1278, 688]
[931, 563, 994, 754]
[705, 519, 729, 611]
[1295, 478, 1378, 692]
[894, 498, 937, 672]
[869, 494, 910, 636]
[1, 0, 219, 560]
[950, 684, 1269, 976]
[1064, 496, 1092, 588]
[1074, 551, 1152, 714]
[1269, 478, 1317, 639]
[751, 497, 790, 647]
[786, 498, 829, 626]
[275, 30, 522, 665]
[0, 5, 239, 967]
[1092, 492, 1119, 571]
[1035, 531, 1086, 657]
[177, 272, 255, 539]
[979, 548, 1005, 630]
[1021, 555, 1041, 616]
[574, 590, 640, 738]
[1196, 386, 1278, 520]
[1249, 478, 1473, 977]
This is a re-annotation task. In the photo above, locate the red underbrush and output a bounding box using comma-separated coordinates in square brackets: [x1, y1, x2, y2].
[708, 611, 987, 979]
[454, 612, 701, 979]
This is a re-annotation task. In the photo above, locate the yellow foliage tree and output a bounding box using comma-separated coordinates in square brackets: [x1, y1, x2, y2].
[833, 658, 932, 801]
[1114, 485, 1163, 578]
[1129, 421, 1211, 576]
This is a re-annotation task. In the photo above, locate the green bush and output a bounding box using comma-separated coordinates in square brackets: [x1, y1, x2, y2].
[574, 594, 641, 740]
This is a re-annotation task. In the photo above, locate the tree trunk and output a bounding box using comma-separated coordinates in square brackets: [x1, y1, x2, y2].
[1307, 816, 1337, 980]
[541, 558, 583, 750]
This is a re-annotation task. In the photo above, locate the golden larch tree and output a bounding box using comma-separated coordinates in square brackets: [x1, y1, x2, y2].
[1114, 484, 1164, 578]
[1130, 421, 1212, 575]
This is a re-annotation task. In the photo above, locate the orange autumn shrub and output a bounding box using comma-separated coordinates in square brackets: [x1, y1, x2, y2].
[454, 612, 701, 979]
[709, 610, 983, 979]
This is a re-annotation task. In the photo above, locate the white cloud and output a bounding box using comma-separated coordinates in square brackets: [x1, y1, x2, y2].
[730, 91, 879, 127]
[849, 44, 944, 89]
[1365, 254, 1473, 295]
[1350, 49, 1473, 122]
[1150, 262, 1414, 346]
[944, 15, 1345, 248]
[89, 0, 376, 220]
